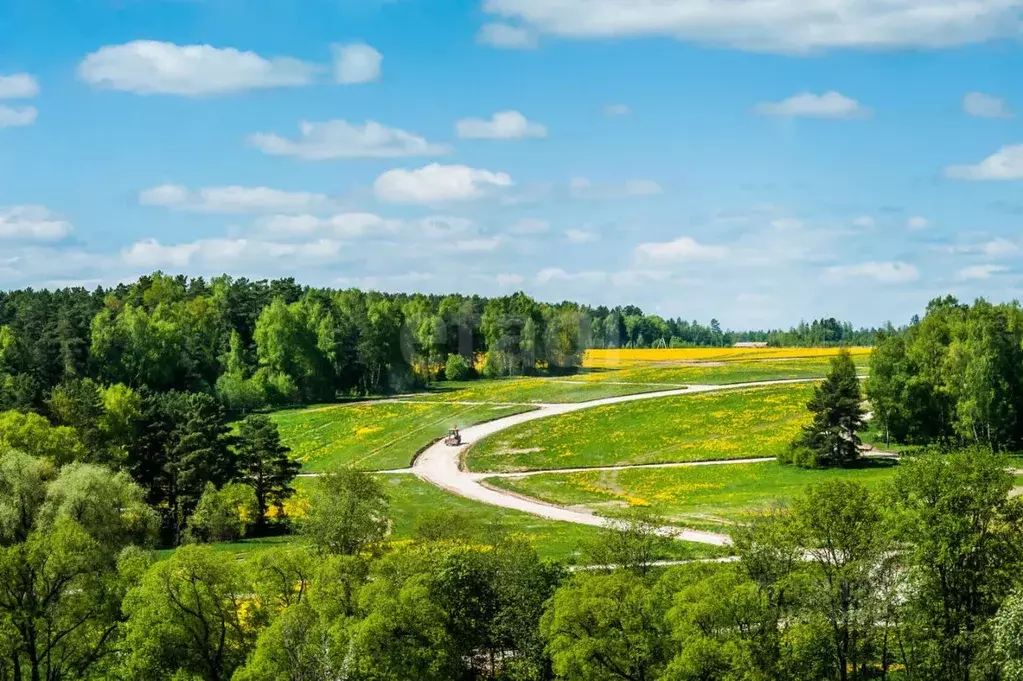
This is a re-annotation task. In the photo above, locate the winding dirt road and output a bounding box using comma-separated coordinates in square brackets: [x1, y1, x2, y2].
[412, 378, 824, 547]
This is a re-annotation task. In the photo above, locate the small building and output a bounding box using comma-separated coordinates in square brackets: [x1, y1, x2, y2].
[733, 341, 769, 348]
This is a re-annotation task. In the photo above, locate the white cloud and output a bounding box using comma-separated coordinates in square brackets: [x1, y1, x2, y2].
[946, 145, 1023, 180]
[456, 110, 547, 139]
[140, 184, 330, 214]
[963, 92, 1013, 119]
[0, 74, 39, 99]
[496, 273, 526, 286]
[477, 23, 539, 49]
[332, 43, 382, 84]
[947, 237, 1020, 257]
[509, 218, 550, 234]
[565, 228, 599, 243]
[258, 212, 399, 238]
[907, 215, 930, 230]
[0, 105, 37, 128]
[482, 0, 1023, 52]
[122, 236, 342, 268]
[453, 236, 505, 252]
[534, 268, 607, 285]
[956, 264, 1008, 280]
[853, 216, 876, 228]
[825, 261, 920, 284]
[754, 91, 870, 118]
[570, 177, 662, 199]
[249, 119, 450, 160]
[635, 236, 728, 262]
[77, 40, 315, 96]
[374, 164, 514, 204]
[604, 103, 631, 116]
[0, 206, 72, 241]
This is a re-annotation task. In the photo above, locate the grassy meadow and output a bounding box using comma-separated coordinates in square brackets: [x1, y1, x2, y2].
[484, 459, 899, 531]
[272, 401, 534, 471]
[466, 383, 815, 473]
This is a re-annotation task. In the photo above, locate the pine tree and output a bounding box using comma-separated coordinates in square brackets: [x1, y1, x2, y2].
[790, 349, 866, 467]
[236, 414, 299, 528]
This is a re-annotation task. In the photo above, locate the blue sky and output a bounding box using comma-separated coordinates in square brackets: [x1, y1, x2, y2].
[1, 0, 1022, 327]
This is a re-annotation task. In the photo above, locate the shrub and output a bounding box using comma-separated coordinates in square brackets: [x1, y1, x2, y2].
[444, 354, 473, 381]
[187, 482, 258, 543]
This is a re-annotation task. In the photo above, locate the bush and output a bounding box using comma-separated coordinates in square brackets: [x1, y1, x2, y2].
[483, 350, 504, 379]
[444, 354, 473, 381]
[186, 482, 258, 543]
[778, 443, 819, 468]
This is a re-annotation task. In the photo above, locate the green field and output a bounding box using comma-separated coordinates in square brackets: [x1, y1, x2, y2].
[273, 401, 534, 471]
[577, 356, 868, 387]
[269, 476, 730, 563]
[484, 459, 899, 530]
[419, 376, 676, 404]
[467, 383, 815, 473]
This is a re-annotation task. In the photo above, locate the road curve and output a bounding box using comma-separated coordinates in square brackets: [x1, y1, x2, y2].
[412, 378, 823, 548]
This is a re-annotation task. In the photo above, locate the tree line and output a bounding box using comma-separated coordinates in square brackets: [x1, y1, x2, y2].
[867, 296, 1023, 451]
[4, 448, 1023, 681]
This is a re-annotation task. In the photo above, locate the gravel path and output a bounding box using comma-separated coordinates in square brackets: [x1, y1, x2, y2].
[412, 378, 823, 548]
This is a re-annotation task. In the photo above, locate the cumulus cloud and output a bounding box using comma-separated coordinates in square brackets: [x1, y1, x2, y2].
[635, 236, 728, 262]
[249, 120, 450, 160]
[946, 237, 1020, 257]
[963, 92, 1013, 118]
[481, 0, 1023, 52]
[570, 177, 662, 199]
[534, 268, 607, 285]
[453, 236, 505, 252]
[0, 106, 37, 128]
[456, 111, 547, 139]
[257, 212, 400, 238]
[77, 40, 315, 95]
[374, 164, 514, 204]
[604, 103, 631, 116]
[139, 184, 331, 214]
[565, 228, 599, 244]
[907, 216, 930, 230]
[754, 91, 870, 118]
[0, 206, 72, 241]
[122, 237, 342, 269]
[946, 145, 1023, 180]
[332, 43, 382, 84]
[0, 73, 39, 99]
[825, 261, 920, 284]
[956, 264, 1008, 280]
[853, 216, 876, 228]
[477, 23, 539, 49]
[496, 273, 526, 287]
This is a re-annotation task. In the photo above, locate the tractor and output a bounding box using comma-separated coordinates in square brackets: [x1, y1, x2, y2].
[444, 426, 462, 447]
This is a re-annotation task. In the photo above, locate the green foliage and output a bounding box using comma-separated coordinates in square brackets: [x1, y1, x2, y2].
[444, 352, 473, 381]
[787, 349, 865, 467]
[186, 482, 257, 543]
[301, 468, 389, 556]
[120, 544, 254, 681]
[0, 409, 87, 465]
[236, 414, 298, 527]
[581, 507, 675, 576]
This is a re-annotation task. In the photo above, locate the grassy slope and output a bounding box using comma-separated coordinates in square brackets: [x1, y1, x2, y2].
[467, 383, 816, 473]
[273, 401, 534, 471]
[485, 459, 899, 529]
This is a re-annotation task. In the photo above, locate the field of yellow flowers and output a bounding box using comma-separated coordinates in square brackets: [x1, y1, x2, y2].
[272, 401, 533, 471]
[584, 346, 871, 367]
[467, 383, 816, 473]
[485, 459, 898, 529]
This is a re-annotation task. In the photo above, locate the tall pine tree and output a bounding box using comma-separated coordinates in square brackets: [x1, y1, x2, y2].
[788, 349, 866, 467]
[236, 414, 299, 529]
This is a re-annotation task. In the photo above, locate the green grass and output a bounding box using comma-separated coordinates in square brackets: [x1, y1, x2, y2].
[484, 459, 900, 530]
[578, 356, 868, 387]
[419, 376, 676, 404]
[467, 383, 816, 473]
[273, 401, 535, 472]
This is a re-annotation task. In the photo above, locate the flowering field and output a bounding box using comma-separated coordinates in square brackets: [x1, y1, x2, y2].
[467, 383, 816, 473]
[484, 459, 899, 529]
[273, 401, 534, 471]
[584, 346, 872, 367]
[278, 476, 730, 563]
